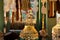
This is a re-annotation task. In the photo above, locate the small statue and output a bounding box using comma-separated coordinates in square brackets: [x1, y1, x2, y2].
[20, 9, 38, 40]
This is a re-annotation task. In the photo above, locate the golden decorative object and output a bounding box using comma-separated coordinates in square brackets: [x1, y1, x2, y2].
[20, 10, 38, 40]
[39, 15, 48, 40]
[20, 25, 38, 40]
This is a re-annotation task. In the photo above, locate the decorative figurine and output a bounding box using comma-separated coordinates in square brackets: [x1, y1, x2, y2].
[20, 9, 38, 40]
[52, 11, 60, 40]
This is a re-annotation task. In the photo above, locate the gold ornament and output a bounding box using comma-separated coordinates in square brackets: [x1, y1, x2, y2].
[20, 10, 38, 40]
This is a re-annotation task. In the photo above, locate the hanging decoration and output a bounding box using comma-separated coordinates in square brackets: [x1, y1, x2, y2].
[39, 0, 48, 40]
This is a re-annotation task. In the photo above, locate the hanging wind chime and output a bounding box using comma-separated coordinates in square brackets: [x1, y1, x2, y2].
[39, 0, 48, 40]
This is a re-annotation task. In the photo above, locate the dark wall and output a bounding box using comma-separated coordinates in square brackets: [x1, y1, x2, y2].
[47, 18, 56, 40]
[0, 0, 4, 32]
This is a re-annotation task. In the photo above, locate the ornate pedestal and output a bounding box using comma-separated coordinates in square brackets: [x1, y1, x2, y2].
[20, 25, 38, 40]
